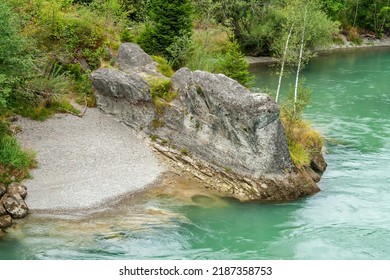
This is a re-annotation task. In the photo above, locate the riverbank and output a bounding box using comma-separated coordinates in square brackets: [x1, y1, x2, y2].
[317, 34, 390, 53]
[247, 35, 390, 66]
[15, 108, 165, 215]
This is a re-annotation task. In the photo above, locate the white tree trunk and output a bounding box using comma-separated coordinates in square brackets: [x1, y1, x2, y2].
[353, 0, 360, 27]
[294, 6, 307, 116]
[276, 24, 294, 103]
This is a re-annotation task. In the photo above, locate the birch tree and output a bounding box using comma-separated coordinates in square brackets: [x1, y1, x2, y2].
[294, 6, 308, 115]
[275, 24, 293, 103]
[273, 0, 338, 117]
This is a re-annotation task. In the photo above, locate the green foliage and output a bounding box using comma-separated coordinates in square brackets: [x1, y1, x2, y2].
[287, 140, 311, 167]
[185, 25, 230, 72]
[321, 0, 345, 20]
[121, 0, 151, 22]
[0, 121, 11, 140]
[282, 116, 323, 168]
[146, 76, 173, 100]
[6, 0, 125, 71]
[0, 123, 36, 184]
[321, 0, 389, 36]
[120, 28, 135, 43]
[7, 90, 78, 121]
[166, 35, 194, 68]
[151, 118, 165, 129]
[153, 98, 170, 116]
[1, 0, 124, 120]
[273, 0, 339, 63]
[185, 46, 220, 73]
[0, 135, 35, 170]
[240, 5, 285, 56]
[152, 56, 174, 78]
[180, 147, 188, 155]
[5, 69, 79, 121]
[208, 0, 286, 56]
[346, 27, 362, 45]
[281, 81, 312, 120]
[0, 1, 32, 111]
[279, 81, 323, 168]
[216, 41, 253, 88]
[137, 0, 194, 63]
[0, 2, 32, 76]
[332, 34, 345, 45]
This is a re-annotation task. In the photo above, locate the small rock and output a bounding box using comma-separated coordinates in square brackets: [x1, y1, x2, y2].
[7, 182, 28, 199]
[306, 167, 321, 183]
[0, 203, 7, 216]
[311, 153, 327, 173]
[3, 194, 28, 219]
[116, 43, 154, 71]
[0, 215, 12, 229]
[0, 194, 9, 205]
[0, 183, 6, 197]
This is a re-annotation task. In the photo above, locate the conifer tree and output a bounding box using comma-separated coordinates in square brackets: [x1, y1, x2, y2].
[137, 0, 193, 60]
[217, 40, 253, 88]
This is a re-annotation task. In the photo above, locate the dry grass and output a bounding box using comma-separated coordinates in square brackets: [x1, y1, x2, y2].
[193, 25, 231, 53]
[346, 27, 362, 45]
[281, 113, 323, 168]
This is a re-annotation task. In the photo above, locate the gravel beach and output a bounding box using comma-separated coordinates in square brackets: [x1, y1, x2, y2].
[16, 108, 165, 214]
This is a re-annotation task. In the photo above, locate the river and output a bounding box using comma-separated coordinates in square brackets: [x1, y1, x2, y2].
[1, 47, 389, 260]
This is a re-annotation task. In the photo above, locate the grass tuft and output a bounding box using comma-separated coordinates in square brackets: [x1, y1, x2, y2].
[0, 131, 36, 184]
[152, 56, 175, 78]
[281, 114, 323, 169]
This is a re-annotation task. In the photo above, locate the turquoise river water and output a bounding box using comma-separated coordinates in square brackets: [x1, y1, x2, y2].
[1, 47, 389, 260]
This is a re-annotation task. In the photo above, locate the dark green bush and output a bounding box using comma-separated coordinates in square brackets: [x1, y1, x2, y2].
[216, 41, 253, 88]
[137, 0, 193, 61]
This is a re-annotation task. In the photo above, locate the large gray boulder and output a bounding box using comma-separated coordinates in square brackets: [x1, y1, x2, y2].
[116, 43, 159, 75]
[90, 68, 156, 131]
[90, 43, 322, 201]
[157, 68, 294, 178]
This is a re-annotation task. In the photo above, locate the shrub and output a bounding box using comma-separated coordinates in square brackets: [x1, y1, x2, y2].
[185, 47, 219, 72]
[0, 2, 32, 76]
[137, 0, 193, 60]
[120, 28, 135, 43]
[23, 0, 124, 70]
[282, 115, 323, 167]
[287, 141, 310, 167]
[279, 81, 323, 168]
[152, 56, 174, 77]
[332, 34, 345, 45]
[145, 76, 174, 100]
[216, 40, 253, 88]
[0, 135, 35, 169]
[185, 24, 230, 72]
[0, 1, 32, 111]
[0, 121, 11, 140]
[192, 25, 231, 53]
[346, 27, 362, 45]
[7, 72, 79, 121]
[0, 131, 36, 183]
